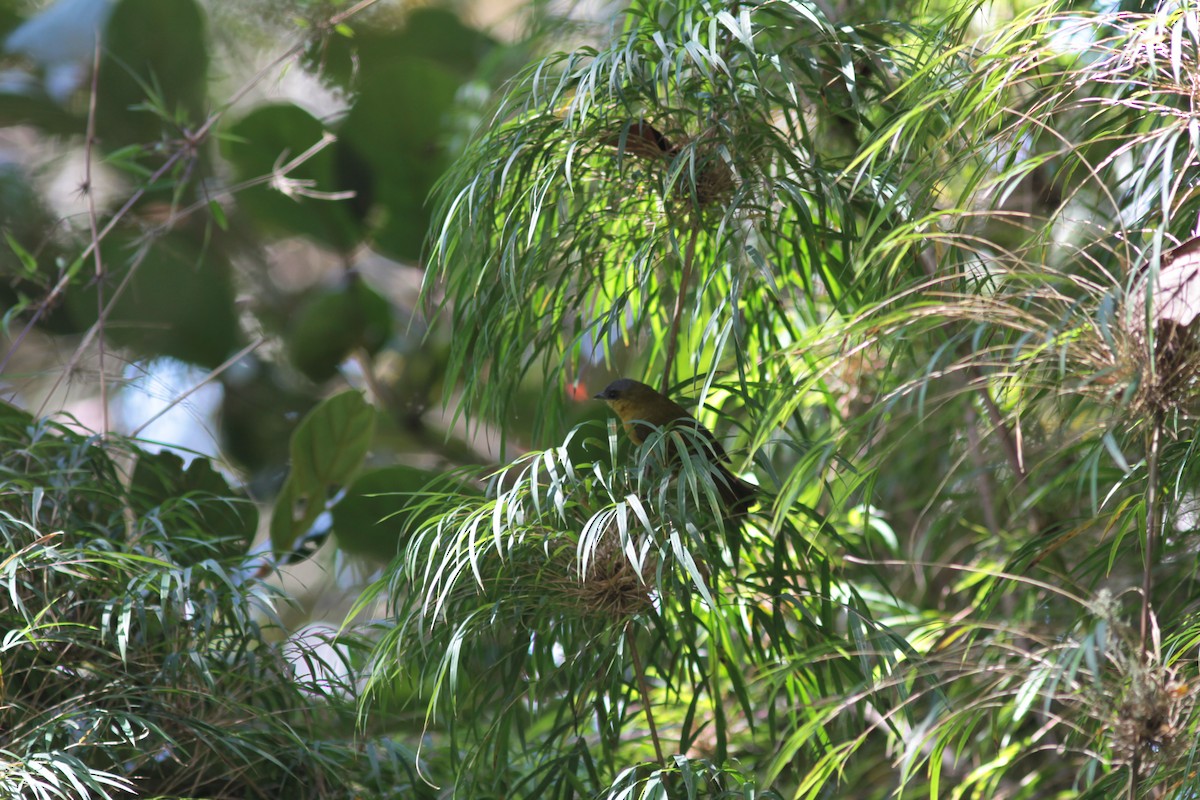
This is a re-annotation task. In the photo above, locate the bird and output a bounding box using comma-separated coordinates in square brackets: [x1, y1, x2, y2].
[594, 378, 756, 518]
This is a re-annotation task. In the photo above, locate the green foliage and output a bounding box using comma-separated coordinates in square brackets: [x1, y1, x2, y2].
[425, 0, 984, 440]
[285, 276, 393, 382]
[0, 402, 424, 799]
[224, 103, 364, 252]
[15, 0, 1200, 796]
[356, 0, 1200, 797]
[271, 389, 377, 550]
[128, 448, 258, 559]
[357, 411, 884, 797]
[221, 6, 502, 261]
[0, 0, 502, 423]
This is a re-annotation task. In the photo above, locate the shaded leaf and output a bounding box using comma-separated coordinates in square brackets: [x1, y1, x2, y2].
[65, 232, 240, 368]
[338, 56, 461, 261]
[97, 0, 208, 150]
[285, 277, 392, 382]
[129, 449, 257, 560]
[270, 390, 376, 550]
[332, 464, 477, 561]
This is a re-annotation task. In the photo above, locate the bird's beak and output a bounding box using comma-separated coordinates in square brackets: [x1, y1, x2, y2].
[593, 392, 604, 400]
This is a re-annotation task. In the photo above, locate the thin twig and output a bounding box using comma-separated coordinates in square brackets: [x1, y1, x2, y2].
[85, 32, 106, 433]
[662, 224, 700, 394]
[1139, 410, 1162, 654]
[159, 132, 349, 233]
[0, 153, 185, 380]
[35, 240, 151, 418]
[1130, 408, 1163, 800]
[626, 626, 665, 764]
[352, 346, 389, 407]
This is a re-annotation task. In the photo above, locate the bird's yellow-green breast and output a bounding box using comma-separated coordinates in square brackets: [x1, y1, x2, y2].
[593, 377, 756, 511]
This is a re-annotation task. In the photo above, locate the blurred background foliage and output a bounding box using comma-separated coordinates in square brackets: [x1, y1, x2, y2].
[6, 0, 1200, 797]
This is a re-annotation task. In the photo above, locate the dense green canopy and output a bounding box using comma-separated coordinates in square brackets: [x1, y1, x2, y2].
[5, 0, 1200, 797]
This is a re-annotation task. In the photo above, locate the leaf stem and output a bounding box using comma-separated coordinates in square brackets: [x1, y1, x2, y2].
[85, 31, 106, 435]
[1130, 408, 1164, 800]
[626, 626, 665, 764]
[662, 225, 700, 394]
[1140, 410, 1162, 656]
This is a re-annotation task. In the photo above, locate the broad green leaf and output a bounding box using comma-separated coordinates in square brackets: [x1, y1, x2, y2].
[98, 0, 208, 151]
[305, 7, 494, 90]
[271, 390, 376, 550]
[285, 278, 392, 382]
[128, 450, 258, 560]
[338, 56, 461, 261]
[0, 91, 82, 135]
[332, 465, 477, 562]
[64, 232, 240, 368]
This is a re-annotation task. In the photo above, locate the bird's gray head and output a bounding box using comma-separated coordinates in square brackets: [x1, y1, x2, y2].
[594, 378, 646, 401]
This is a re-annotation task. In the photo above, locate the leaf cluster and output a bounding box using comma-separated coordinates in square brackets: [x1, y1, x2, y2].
[364, 0, 1200, 797]
[0, 402, 425, 799]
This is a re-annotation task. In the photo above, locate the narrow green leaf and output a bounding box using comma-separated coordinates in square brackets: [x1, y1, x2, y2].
[4, 232, 37, 278]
